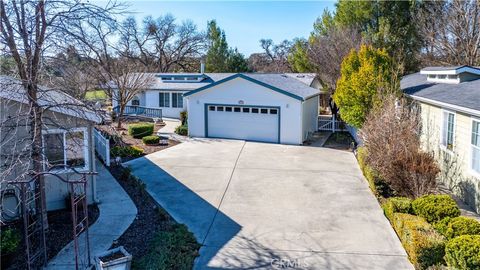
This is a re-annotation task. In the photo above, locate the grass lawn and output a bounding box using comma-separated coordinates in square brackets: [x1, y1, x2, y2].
[85, 89, 107, 101]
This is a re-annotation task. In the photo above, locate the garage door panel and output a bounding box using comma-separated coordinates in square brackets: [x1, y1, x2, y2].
[207, 105, 279, 143]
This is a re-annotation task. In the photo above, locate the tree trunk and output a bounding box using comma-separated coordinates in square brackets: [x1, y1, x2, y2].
[117, 104, 125, 129]
[26, 82, 48, 229]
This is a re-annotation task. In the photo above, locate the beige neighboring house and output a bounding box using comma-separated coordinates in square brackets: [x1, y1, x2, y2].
[0, 76, 101, 217]
[401, 66, 480, 214]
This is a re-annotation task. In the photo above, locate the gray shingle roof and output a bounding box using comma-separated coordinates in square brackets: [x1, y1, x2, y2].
[401, 72, 480, 112]
[147, 73, 234, 90]
[421, 66, 467, 71]
[0, 75, 101, 122]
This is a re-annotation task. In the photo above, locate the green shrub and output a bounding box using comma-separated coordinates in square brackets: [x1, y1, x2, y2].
[392, 213, 446, 269]
[175, 125, 188, 136]
[412, 195, 460, 223]
[111, 145, 144, 158]
[382, 197, 412, 222]
[444, 235, 480, 270]
[142, 135, 160, 145]
[128, 122, 154, 138]
[0, 228, 20, 254]
[434, 216, 480, 240]
[356, 147, 393, 197]
[134, 224, 200, 269]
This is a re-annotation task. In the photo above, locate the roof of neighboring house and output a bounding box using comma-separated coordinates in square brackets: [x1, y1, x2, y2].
[284, 73, 318, 86]
[183, 73, 320, 101]
[0, 76, 101, 123]
[420, 65, 480, 75]
[401, 72, 480, 114]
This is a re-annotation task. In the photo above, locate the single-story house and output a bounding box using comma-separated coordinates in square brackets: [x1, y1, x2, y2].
[113, 72, 322, 144]
[401, 65, 480, 213]
[0, 76, 101, 216]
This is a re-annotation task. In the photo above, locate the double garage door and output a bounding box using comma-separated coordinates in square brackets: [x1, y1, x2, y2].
[206, 104, 280, 143]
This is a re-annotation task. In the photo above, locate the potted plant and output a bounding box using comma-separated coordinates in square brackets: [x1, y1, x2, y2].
[0, 228, 21, 268]
[95, 246, 132, 270]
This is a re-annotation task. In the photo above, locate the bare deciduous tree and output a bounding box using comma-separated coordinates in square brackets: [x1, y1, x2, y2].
[308, 26, 362, 91]
[119, 15, 206, 72]
[249, 39, 292, 72]
[416, 0, 480, 66]
[0, 0, 122, 228]
[359, 96, 440, 198]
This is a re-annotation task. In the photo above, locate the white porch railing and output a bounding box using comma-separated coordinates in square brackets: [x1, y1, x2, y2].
[318, 115, 362, 145]
[94, 128, 110, 166]
[318, 115, 348, 132]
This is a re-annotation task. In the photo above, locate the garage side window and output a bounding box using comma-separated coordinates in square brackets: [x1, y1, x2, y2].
[159, 92, 170, 107]
[172, 93, 183, 108]
[472, 119, 480, 174]
[43, 128, 89, 172]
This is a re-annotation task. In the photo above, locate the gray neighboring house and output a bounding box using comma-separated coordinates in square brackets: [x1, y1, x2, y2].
[401, 65, 480, 213]
[0, 76, 101, 216]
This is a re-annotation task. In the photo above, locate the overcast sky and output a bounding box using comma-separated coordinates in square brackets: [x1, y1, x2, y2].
[101, 1, 335, 56]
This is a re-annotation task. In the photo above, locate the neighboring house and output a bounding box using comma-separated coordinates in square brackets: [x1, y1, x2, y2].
[114, 72, 322, 144]
[401, 65, 480, 213]
[0, 76, 101, 214]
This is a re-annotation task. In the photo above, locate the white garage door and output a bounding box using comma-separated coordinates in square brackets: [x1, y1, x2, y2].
[206, 105, 280, 143]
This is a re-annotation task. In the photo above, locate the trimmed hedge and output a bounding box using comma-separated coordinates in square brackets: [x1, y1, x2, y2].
[392, 213, 446, 269]
[382, 197, 412, 222]
[356, 147, 392, 197]
[412, 195, 460, 223]
[175, 125, 188, 136]
[434, 216, 480, 240]
[111, 145, 144, 158]
[128, 123, 154, 139]
[142, 135, 160, 145]
[445, 235, 480, 270]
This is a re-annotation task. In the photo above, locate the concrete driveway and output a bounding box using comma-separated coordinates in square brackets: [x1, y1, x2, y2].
[125, 139, 412, 270]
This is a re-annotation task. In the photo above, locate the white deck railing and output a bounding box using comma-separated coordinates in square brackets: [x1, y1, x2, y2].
[94, 128, 110, 166]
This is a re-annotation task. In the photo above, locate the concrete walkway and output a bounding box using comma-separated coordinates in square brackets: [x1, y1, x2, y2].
[125, 139, 413, 270]
[46, 160, 137, 269]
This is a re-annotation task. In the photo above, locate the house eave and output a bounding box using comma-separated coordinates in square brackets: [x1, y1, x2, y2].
[407, 94, 480, 117]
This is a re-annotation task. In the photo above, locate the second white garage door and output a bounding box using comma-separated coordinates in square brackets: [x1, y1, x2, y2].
[206, 104, 280, 143]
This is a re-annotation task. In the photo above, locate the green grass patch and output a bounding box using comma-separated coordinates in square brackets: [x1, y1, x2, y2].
[133, 224, 200, 270]
[85, 89, 107, 101]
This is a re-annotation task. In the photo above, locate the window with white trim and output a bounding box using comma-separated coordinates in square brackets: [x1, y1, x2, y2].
[172, 93, 183, 108]
[159, 92, 170, 107]
[43, 128, 89, 171]
[472, 119, 480, 174]
[441, 110, 455, 151]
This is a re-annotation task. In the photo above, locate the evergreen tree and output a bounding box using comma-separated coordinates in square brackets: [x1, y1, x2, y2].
[205, 20, 229, 72]
[226, 48, 249, 72]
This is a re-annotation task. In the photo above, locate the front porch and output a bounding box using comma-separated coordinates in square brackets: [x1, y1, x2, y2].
[113, 105, 162, 120]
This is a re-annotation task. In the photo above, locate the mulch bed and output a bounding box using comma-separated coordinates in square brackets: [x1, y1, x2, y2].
[107, 164, 176, 260]
[323, 132, 356, 151]
[3, 205, 99, 270]
[96, 120, 180, 156]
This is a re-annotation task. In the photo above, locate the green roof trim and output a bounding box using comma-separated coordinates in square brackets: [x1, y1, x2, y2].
[183, 73, 305, 101]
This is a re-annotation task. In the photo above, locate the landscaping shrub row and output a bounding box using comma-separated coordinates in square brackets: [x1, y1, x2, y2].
[356, 147, 392, 197]
[383, 195, 480, 269]
[111, 145, 144, 158]
[128, 123, 154, 139]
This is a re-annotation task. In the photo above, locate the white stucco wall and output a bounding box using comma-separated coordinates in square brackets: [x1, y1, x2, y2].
[186, 77, 306, 144]
[302, 95, 319, 141]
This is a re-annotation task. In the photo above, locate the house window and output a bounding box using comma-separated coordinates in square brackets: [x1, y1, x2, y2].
[260, 108, 268, 114]
[43, 128, 88, 171]
[270, 109, 278, 114]
[159, 92, 170, 107]
[217, 106, 224, 111]
[209, 106, 215, 111]
[131, 97, 140, 106]
[472, 119, 480, 174]
[234, 107, 241, 112]
[442, 110, 455, 151]
[225, 107, 232, 112]
[242, 108, 250, 113]
[251, 108, 259, 113]
[172, 93, 183, 108]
